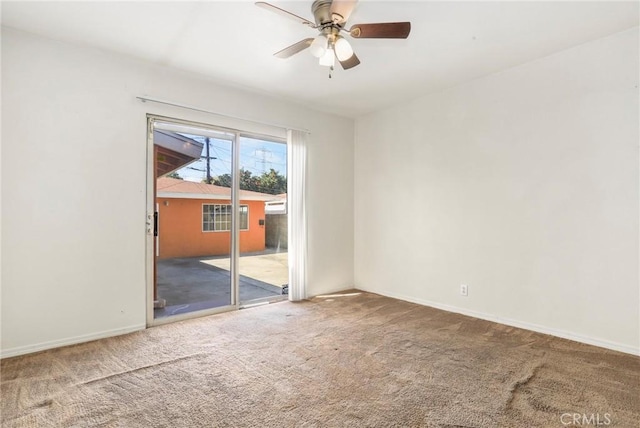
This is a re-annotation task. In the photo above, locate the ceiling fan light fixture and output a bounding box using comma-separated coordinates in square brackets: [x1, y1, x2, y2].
[319, 47, 335, 67]
[334, 37, 354, 61]
[309, 34, 328, 58]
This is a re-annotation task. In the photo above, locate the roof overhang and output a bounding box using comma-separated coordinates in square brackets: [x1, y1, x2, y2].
[154, 130, 203, 178]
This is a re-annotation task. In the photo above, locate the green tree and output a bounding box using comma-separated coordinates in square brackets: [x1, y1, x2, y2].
[167, 171, 183, 180]
[211, 168, 286, 195]
[212, 173, 232, 188]
[259, 168, 287, 195]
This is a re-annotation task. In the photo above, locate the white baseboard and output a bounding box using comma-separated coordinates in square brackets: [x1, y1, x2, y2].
[1, 324, 146, 359]
[3, 291, 637, 358]
[363, 288, 640, 357]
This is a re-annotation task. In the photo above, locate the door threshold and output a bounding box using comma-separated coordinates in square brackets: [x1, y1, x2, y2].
[240, 296, 287, 309]
[150, 304, 237, 327]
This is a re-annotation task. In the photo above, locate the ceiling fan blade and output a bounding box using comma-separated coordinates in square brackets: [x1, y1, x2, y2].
[255, 2, 316, 28]
[274, 38, 314, 58]
[330, 0, 358, 24]
[350, 22, 411, 39]
[339, 52, 361, 70]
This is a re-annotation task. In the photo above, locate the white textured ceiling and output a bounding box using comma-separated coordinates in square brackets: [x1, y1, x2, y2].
[2, 1, 638, 117]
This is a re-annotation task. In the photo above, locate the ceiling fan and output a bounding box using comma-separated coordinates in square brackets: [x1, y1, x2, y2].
[256, 0, 411, 74]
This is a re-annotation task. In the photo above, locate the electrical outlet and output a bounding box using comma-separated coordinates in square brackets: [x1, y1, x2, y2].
[460, 284, 468, 296]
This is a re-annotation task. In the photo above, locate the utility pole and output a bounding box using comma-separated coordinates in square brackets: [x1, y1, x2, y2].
[191, 137, 217, 183]
[205, 137, 212, 184]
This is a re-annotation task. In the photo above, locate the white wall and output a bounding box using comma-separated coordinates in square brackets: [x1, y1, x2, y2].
[1, 28, 354, 357]
[355, 27, 639, 355]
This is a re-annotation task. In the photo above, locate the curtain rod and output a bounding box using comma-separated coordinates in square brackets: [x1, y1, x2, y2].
[136, 96, 310, 134]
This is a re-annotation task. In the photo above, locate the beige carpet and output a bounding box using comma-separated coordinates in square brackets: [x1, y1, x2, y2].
[2, 291, 638, 427]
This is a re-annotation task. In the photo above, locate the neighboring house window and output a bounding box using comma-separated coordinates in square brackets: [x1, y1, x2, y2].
[203, 204, 248, 231]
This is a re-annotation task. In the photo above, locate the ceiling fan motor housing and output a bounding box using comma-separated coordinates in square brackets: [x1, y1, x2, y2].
[312, 0, 339, 26]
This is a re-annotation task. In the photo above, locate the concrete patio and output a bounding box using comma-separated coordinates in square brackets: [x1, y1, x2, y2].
[154, 250, 288, 318]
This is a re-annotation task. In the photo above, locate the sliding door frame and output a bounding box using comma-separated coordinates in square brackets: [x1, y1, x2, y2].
[146, 114, 242, 327]
[145, 114, 288, 326]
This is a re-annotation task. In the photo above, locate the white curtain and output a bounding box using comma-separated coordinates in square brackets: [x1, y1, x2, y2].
[287, 129, 308, 301]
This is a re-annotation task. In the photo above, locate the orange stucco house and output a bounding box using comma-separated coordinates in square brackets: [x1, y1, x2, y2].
[156, 177, 277, 259]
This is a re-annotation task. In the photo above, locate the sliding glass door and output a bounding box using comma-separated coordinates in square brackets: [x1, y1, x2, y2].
[146, 116, 287, 324]
[237, 135, 289, 307]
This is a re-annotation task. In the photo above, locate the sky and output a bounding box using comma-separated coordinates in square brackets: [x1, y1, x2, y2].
[174, 134, 287, 183]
